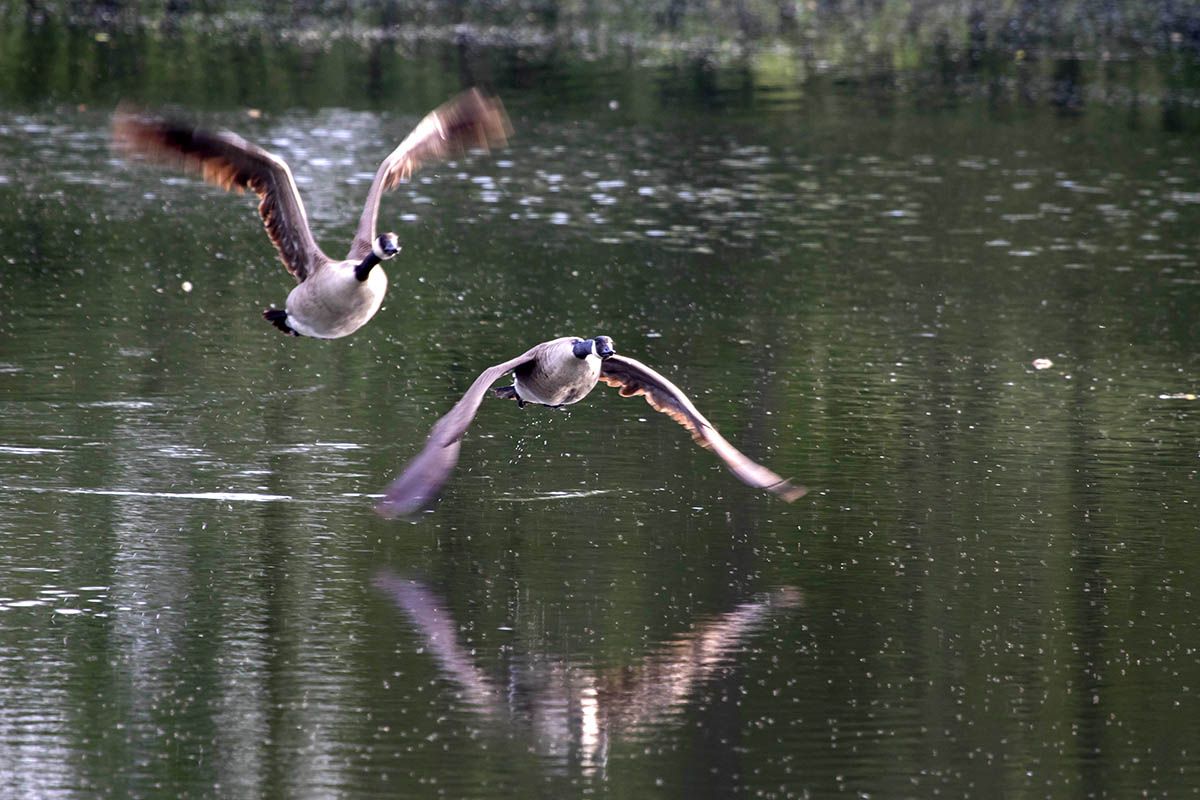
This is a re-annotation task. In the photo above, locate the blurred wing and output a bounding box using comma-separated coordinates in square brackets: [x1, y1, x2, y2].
[113, 108, 327, 281]
[376, 342, 545, 518]
[350, 89, 511, 259]
[599, 355, 807, 501]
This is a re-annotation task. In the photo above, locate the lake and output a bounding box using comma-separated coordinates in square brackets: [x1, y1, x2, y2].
[1, 18, 1199, 799]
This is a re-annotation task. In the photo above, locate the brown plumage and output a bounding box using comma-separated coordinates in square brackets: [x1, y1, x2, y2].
[377, 336, 806, 518]
[112, 89, 510, 338]
[113, 110, 320, 279]
[349, 89, 511, 261]
[596, 354, 808, 502]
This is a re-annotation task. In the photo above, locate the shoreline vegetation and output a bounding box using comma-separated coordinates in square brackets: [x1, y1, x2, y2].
[2, 1, 1198, 122]
[7, 1, 1200, 62]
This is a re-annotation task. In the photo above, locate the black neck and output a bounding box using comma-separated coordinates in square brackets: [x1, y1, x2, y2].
[355, 252, 382, 282]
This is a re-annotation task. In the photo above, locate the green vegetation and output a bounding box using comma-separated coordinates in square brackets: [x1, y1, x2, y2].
[5, 0, 1199, 63]
[3, 0, 1199, 119]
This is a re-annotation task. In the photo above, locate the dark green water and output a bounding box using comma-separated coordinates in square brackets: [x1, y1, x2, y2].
[1, 23, 1199, 799]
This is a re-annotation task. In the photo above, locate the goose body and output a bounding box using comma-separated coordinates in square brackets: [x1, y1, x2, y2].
[510, 337, 604, 407]
[377, 336, 807, 517]
[280, 253, 390, 338]
[113, 89, 510, 339]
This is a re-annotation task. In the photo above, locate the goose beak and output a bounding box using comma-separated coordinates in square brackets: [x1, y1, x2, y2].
[383, 240, 400, 257]
[597, 343, 614, 359]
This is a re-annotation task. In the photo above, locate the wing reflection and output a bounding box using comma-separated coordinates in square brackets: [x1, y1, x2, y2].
[373, 571, 801, 773]
[372, 574, 508, 717]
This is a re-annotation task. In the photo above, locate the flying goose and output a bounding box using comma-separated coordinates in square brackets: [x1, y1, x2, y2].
[377, 336, 807, 517]
[112, 89, 510, 338]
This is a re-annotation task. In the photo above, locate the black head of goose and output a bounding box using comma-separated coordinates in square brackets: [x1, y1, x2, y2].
[376, 336, 807, 517]
[112, 89, 510, 339]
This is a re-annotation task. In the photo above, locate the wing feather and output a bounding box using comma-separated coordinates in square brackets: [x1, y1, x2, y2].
[599, 355, 807, 501]
[376, 342, 548, 518]
[350, 89, 510, 259]
[113, 108, 327, 281]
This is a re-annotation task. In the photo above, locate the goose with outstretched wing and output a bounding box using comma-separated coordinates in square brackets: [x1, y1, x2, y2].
[112, 89, 510, 338]
[377, 336, 807, 517]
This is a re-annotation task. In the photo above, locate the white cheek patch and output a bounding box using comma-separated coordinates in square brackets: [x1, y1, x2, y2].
[372, 239, 388, 259]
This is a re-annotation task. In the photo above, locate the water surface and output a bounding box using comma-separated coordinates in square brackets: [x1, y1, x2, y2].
[1, 28, 1198, 799]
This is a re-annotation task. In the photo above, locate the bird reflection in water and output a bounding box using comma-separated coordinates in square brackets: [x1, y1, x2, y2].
[373, 571, 801, 773]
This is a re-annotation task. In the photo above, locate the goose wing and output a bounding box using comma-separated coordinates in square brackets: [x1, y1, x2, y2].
[598, 355, 807, 501]
[377, 341, 549, 518]
[349, 89, 510, 260]
[113, 109, 327, 281]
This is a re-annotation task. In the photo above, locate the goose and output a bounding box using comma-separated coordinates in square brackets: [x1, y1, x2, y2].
[112, 89, 510, 338]
[377, 336, 807, 517]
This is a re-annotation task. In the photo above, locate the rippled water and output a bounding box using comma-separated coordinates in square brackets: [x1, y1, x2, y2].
[1, 32, 1199, 799]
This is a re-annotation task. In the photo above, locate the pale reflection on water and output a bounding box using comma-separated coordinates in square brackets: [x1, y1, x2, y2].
[375, 571, 801, 775]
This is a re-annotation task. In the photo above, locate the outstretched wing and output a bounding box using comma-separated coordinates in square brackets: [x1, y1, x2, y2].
[113, 108, 328, 281]
[598, 355, 807, 501]
[377, 341, 548, 518]
[349, 89, 511, 260]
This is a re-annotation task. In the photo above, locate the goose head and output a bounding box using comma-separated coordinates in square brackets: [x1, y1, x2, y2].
[373, 232, 401, 260]
[572, 336, 615, 360]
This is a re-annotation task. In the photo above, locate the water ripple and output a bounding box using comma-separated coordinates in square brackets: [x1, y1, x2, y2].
[0, 485, 293, 502]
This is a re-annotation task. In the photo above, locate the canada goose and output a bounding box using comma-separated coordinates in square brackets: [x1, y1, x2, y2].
[377, 336, 807, 517]
[112, 89, 510, 338]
